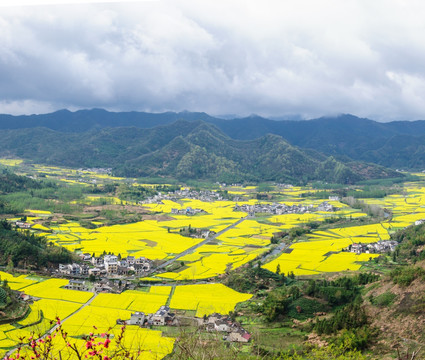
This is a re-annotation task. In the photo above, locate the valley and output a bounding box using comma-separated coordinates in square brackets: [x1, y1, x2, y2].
[0, 159, 424, 359]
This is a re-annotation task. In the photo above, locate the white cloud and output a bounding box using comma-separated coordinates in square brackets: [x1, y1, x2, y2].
[1, 0, 425, 120]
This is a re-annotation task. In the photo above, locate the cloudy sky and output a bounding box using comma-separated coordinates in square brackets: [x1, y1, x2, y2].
[1, 0, 425, 120]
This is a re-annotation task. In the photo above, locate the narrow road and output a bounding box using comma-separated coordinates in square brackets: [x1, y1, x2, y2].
[48, 292, 98, 334]
[258, 241, 289, 265]
[153, 216, 247, 272]
[3, 292, 98, 359]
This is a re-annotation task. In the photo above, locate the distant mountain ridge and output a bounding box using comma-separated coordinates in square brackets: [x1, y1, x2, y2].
[1, 109, 425, 169]
[0, 119, 398, 183]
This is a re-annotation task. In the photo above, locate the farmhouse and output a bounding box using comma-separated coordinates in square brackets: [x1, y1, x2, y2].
[227, 330, 252, 343]
[148, 305, 175, 326]
[65, 279, 88, 291]
[203, 313, 251, 342]
[128, 312, 146, 326]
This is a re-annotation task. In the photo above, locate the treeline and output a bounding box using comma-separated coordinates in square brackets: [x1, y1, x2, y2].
[305, 184, 401, 200]
[342, 196, 387, 218]
[0, 169, 85, 214]
[1, 189, 83, 214]
[117, 184, 180, 202]
[304, 273, 380, 306]
[0, 169, 46, 194]
[0, 220, 76, 269]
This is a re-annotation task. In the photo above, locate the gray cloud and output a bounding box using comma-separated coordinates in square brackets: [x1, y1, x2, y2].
[1, 0, 425, 120]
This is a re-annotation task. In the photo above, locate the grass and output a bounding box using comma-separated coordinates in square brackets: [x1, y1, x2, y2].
[244, 324, 306, 353]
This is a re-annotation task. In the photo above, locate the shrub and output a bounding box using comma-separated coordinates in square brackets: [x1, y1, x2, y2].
[371, 291, 396, 307]
[390, 266, 425, 286]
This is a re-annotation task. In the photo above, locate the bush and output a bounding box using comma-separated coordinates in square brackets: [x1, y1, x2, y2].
[371, 291, 396, 307]
[390, 266, 425, 286]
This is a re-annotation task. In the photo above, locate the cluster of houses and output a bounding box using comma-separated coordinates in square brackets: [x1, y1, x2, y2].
[276, 183, 294, 189]
[203, 313, 252, 343]
[234, 201, 336, 216]
[119, 309, 251, 343]
[349, 240, 398, 254]
[141, 189, 228, 204]
[171, 207, 207, 216]
[180, 228, 213, 239]
[317, 201, 336, 212]
[118, 306, 177, 327]
[15, 221, 32, 229]
[58, 254, 152, 277]
[415, 219, 425, 226]
[60, 278, 135, 293]
[77, 167, 112, 175]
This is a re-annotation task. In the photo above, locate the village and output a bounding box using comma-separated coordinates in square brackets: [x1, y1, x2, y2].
[233, 200, 336, 216]
[16, 289, 251, 344]
[347, 240, 398, 254]
[118, 308, 251, 343]
[141, 189, 229, 204]
[57, 253, 153, 280]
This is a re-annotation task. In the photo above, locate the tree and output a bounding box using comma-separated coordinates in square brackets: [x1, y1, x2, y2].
[225, 263, 232, 275]
[6, 258, 14, 273]
[276, 264, 281, 275]
[262, 289, 289, 321]
[270, 236, 279, 244]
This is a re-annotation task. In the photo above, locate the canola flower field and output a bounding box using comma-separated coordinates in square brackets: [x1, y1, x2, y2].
[2, 159, 425, 358]
[9, 163, 425, 282]
[0, 272, 250, 359]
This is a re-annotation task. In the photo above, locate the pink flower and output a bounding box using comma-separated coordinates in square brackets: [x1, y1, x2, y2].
[85, 341, 93, 349]
[103, 339, 111, 348]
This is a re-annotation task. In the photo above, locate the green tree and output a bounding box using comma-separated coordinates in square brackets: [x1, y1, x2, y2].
[6, 258, 14, 273]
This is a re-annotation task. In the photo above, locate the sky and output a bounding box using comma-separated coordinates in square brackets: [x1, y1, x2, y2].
[1, 0, 425, 121]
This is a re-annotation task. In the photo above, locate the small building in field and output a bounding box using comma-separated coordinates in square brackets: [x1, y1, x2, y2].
[65, 279, 88, 291]
[128, 312, 146, 326]
[227, 330, 252, 343]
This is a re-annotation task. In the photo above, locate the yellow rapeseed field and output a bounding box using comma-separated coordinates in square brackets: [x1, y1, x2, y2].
[169, 283, 252, 317]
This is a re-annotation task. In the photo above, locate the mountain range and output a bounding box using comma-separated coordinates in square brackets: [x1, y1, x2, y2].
[0, 109, 423, 182]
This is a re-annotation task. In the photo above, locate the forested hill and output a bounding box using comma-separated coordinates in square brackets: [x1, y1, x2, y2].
[2, 109, 425, 169]
[0, 120, 399, 184]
